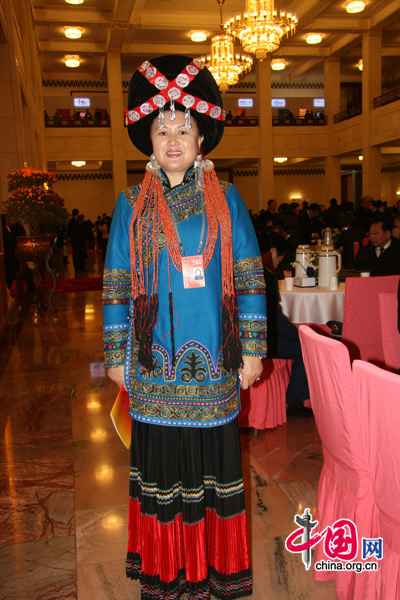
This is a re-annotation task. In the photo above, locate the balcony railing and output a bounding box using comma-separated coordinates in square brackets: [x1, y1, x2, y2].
[45, 116, 110, 127]
[374, 87, 400, 109]
[272, 115, 327, 126]
[333, 104, 362, 124]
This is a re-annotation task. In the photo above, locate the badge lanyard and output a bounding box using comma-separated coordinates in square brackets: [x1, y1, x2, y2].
[169, 195, 206, 289]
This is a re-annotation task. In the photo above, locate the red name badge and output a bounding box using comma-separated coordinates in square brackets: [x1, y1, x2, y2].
[182, 255, 205, 289]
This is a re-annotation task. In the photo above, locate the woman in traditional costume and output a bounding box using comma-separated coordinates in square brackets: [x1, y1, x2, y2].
[103, 55, 267, 599]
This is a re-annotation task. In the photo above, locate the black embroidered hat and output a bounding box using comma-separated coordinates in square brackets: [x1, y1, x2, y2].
[127, 54, 225, 157]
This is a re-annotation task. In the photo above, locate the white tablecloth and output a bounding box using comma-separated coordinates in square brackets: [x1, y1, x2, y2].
[279, 281, 345, 324]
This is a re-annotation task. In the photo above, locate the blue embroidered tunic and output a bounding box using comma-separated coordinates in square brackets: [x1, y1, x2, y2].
[103, 170, 267, 428]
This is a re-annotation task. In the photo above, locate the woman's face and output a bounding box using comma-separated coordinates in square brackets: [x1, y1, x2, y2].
[150, 110, 204, 187]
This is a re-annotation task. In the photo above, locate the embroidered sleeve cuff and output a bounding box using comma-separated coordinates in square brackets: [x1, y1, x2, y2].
[104, 325, 129, 368]
[239, 315, 267, 357]
[234, 256, 266, 296]
[102, 268, 132, 305]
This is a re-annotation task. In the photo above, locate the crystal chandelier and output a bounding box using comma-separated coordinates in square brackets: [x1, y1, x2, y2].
[224, 0, 297, 61]
[201, 0, 253, 93]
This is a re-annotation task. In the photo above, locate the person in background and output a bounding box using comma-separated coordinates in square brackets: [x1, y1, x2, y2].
[355, 215, 400, 276]
[95, 215, 103, 248]
[300, 200, 309, 214]
[325, 197, 340, 229]
[1, 214, 36, 292]
[265, 198, 277, 224]
[259, 229, 312, 418]
[392, 212, 400, 239]
[299, 202, 321, 243]
[355, 195, 373, 231]
[274, 203, 300, 273]
[334, 215, 366, 268]
[67, 208, 86, 272]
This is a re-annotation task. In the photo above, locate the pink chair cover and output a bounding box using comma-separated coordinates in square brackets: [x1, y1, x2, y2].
[342, 275, 400, 366]
[299, 325, 378, 599]
[353, 360, 400, 600]
[379, 292, 400, 372]
[239, 359, 290, 429]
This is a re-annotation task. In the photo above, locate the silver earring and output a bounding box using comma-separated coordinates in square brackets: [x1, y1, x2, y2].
[146, 153, 161, 179]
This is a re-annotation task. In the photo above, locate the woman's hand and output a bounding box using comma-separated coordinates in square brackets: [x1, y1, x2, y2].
[238, 356, 263, 390]
[107, 365, 127, 391]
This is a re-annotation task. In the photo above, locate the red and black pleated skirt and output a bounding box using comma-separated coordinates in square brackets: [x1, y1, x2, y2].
[126, 418, 252, 599]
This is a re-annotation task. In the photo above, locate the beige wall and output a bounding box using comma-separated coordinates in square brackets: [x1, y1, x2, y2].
[55, 177, 116, 222]
[233, 170, 326, 212]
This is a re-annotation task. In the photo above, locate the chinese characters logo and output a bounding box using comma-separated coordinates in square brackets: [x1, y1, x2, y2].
[285, 509, 382, 573]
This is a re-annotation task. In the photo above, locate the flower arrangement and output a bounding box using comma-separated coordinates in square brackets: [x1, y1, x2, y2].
[291, 249, 319, 277]
[4, 167, 68, 235]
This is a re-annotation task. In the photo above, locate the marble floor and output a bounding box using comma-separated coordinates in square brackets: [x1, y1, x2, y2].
[0, 257, 338, 599]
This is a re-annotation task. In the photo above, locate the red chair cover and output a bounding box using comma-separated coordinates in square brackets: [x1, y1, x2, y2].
[299, 325, 378, 599]
[341, 275, 400, 366]
[379, 292, 400, 372]
[353, 359, 400, 600]
[239, 359, 290, 430]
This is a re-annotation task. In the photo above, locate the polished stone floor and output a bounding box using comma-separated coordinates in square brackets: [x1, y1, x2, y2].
[0, 256, 338, 599]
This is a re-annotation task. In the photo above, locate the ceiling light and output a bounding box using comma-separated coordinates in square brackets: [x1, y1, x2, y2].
[64, 27, 82, 39]
[346, 1, 365, 14]
[71, 161, 86, 167]
[225, 0, 297, 61]
[274, 157, 288, 163]
[358, 60, 363, 71]
[202, 0, 253, 93]
[191, 31, 207, 42]
[306, 33, 322, 45]
[65, 0, 84, 4]
[65, 55, 80, 68]
[358, 156, 363, 161]
[271, 58, 286, 71]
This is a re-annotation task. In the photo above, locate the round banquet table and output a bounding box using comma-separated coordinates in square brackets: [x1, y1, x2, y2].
[279, 281, 345, 324]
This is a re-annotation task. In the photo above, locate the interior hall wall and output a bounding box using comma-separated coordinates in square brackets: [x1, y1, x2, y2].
[55, 177, 115, 222]
[43, 89, 110, 117]
[233, 171, 326, 213]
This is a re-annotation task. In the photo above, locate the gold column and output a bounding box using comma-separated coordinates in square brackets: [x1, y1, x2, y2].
[362, 31, 382, 200]
[324, 156, 341, 204]
[324, 57, 341, 124]
[0, 0, 26, 210]
[255, 59, 273, 210]
[107, 51, 128, 199]
[324, 57, 341, 203]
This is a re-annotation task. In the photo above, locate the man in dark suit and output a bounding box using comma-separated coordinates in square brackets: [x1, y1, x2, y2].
[355, 195, 373, 231]
[67, 208, 86, 272]
[265, 198, 277, 224]
[355, 215, 400, 276]
[299, 202, 321, 244]
[334, 215, 366, 268]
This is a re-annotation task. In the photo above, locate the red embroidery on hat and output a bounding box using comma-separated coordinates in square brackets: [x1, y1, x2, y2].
[127, 59, 224, 125]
